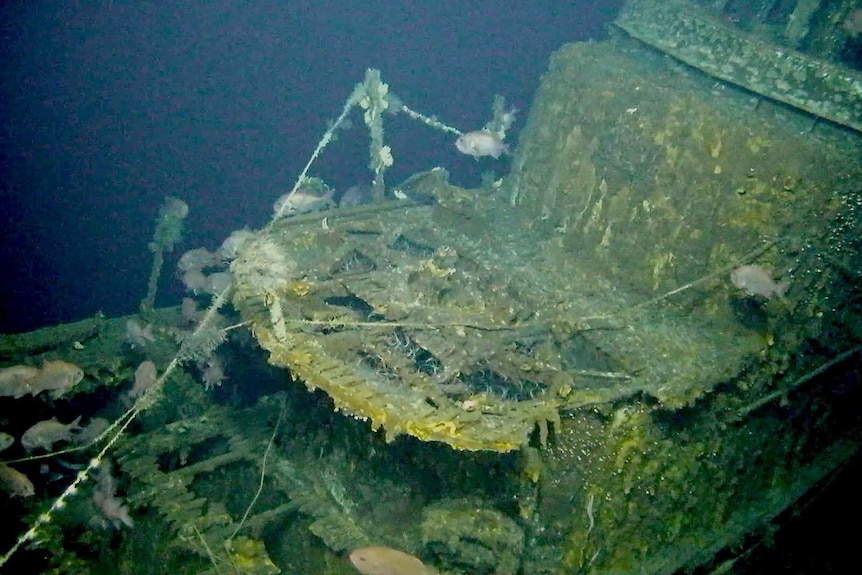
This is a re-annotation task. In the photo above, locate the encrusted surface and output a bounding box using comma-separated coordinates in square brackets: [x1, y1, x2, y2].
[233, 182, 763, 452]
[616, 0, 862, 133]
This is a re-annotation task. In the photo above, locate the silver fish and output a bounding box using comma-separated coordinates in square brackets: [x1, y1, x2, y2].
[730, 264, 789, 300]
[25, 360, 84, 398]
[273, 188, 335, 216]
[455, 130, 509, 159]
[21, 416, 82, 452]
[0, 365, 40, 398]
[129, 360, 157, 399]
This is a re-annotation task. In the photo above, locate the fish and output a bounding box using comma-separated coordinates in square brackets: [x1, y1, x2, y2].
[730, 265, 789, 300]
[339, 184, 374, 208]
[129, 360, 158, 399]
[0, 365, 40, 398]
[349, 546, 438, 575]
[25, 360, 84, 398]
[273, 187, 335, 216]
[21, 416, 82, 452]
[0, 464, 35, 497]
[455, 130, 509, 159]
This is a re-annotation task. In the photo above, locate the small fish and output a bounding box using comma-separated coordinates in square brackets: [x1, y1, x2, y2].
[0, 464, 35, 497]
[25, 360, 85, 398]
[0, 365, 40, 398]
[21, 416, 82, 452]
[128, 360, 158, 399]
[455, 130, 509, 159]
[349, 546, 438, 575]
[273, 188, 335, 216]
[339, 184, 374, 208]
[730, 264, 789, 300]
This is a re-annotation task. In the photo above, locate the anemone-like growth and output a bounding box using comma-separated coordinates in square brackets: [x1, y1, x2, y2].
[140, 197, 189, 316]
[229, 235, 295, 304]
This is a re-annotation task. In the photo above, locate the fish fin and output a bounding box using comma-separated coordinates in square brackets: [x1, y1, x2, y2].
[492, 143, 511, 159]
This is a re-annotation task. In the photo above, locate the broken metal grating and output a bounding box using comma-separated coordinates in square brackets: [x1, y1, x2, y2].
[232, 195, 745, 452]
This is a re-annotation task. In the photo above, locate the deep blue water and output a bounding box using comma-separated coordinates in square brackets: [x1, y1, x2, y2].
[0, 1, 622, 333]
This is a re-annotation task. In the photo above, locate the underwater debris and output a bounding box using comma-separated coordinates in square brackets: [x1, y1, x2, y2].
[421, 498, 524, 575]
[0, 69, 472, 568]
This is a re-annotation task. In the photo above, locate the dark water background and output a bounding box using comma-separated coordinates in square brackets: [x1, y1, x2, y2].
[0, 0, 620, 334]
